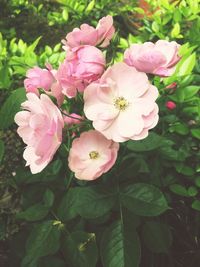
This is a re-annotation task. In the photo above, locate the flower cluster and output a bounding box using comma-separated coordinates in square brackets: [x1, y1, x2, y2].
[15, 16, 181, 180]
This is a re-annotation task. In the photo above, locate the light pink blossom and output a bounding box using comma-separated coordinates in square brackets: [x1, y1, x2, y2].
[68, 130, 119, 180]
[62, 15, 115, 49]
[24, 66, 54, 95]
[84, 62, 159, 142]
[14, 93, 64, 174]
[57, 45, 105, 98]
[124, 40, 181, 77]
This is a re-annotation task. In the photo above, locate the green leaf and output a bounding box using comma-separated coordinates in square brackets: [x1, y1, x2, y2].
[169, 184, 188, 197]
[0, 65, 11, 89]
[62, 231, 98, 267]
[76, 186, 116, 219]
[188, 186, 198, 197]
[169, 123, 189, 135]
[27, 37, 41, 53]
[39, 256, 65, 267]
[16, 203, 49, 221]
[22, 221, 61, 267]
[192, 200, 200, 211]
[171, 23, 180, 38]
[85, 0, 95, 13]
[191, 129, 200, 140]
[0, 88, 26, 129]
[101, 220, 141, 267]
[62, 8, 68, 21]
[183, 86, 200, 99]
[176, 53, 196, 77]
[43, 189, 54, 208]
[58, 187, 81, 221]
[142, 221, 172, 253]
[152, 21, 159, 32]
[127, 133, 163, 152]
[0, 140, 5, 164]
[120, 183, 169, 216]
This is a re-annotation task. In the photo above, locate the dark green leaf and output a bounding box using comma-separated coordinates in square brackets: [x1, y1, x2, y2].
[76, 186, 116, 219]
[142, 221, 172, 253]
[0, 65, 11, 88]
[192, 200, 200, 211]
[101, 220, 141, 267]
[120, 183, 169, 216]
[169, 184, 189, 197]
[191, 129, 200, 140]
[127, 133, 163, 152]
[62, 231, 98, 267]
[43, 189, 54, 208]
[22, 221, 60, 267]
[58, 187, 81, 221]
[16, 203, 49, 221]
[0, 88, 26, 129]
[39, 256, 65, 267]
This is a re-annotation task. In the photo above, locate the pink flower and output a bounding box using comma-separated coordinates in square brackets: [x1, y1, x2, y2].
[63, 113, 83, 125]
[14, 93, 64, 174]
[57, 45, 105, 98]
[68, 130, 119, 180]
[96, 15, 115, 47]
[166, 101, 176, 110]
[84, 62, 159, 142]
[124, 40, 181, 77]
[49, 69, 65, 106]
[62, 15, 115, 49]
[24, 66, 54, 95]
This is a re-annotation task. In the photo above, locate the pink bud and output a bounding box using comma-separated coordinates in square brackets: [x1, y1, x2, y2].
[166, 82, 177, 90]
[166, 101, 176, 110]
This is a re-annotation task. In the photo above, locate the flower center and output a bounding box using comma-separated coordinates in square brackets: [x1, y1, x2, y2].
[114, 97, 129, 111]
[89, 151, 100, 159]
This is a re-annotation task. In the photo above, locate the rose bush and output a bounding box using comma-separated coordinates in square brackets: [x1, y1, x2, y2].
[1, 1, 200, 267]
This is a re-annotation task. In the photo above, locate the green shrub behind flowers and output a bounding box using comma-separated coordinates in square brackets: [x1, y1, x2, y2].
[0, 1, 200, 267]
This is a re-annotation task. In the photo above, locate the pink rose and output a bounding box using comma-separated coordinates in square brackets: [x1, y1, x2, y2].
[68, 130, 119, 180]
[124, 40, 181, 77]
[84, 63, 159, 142]
[166, 101, 176, 110]
[62, 15, 115, 49]
[57, 45, 105, 98]
[63, 113, 83, 125]
[24, 66, 54, 95]
[14, 93, 64, 174]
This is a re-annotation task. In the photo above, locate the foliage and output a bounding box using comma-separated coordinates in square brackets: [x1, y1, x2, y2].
[1, 0, 200, 267]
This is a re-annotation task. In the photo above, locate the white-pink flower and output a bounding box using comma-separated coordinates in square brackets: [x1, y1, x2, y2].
[14, 93, 64, 174]
[68, 130, 119, 180]
[84, 63, 159, 142]
[62, 15, 115, 49]
[57, 45, 105, 98]
[24, 66, 54, 95]
[124, 40, 181, 77]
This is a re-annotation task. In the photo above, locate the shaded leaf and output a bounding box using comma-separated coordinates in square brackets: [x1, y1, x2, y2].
[142, 221, 172, 253]
[101, 220, 141, 267]
[0, 88, 26, 129]
[120, 183, 169, 216]
[62, 231, 98, 267]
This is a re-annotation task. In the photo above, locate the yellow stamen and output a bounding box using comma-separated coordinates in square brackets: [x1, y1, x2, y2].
[89, 151, 99, 159]
[114, 97, 129, 111]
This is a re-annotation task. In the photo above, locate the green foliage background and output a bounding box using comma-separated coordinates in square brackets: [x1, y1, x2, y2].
[0, 0, 200, 267]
